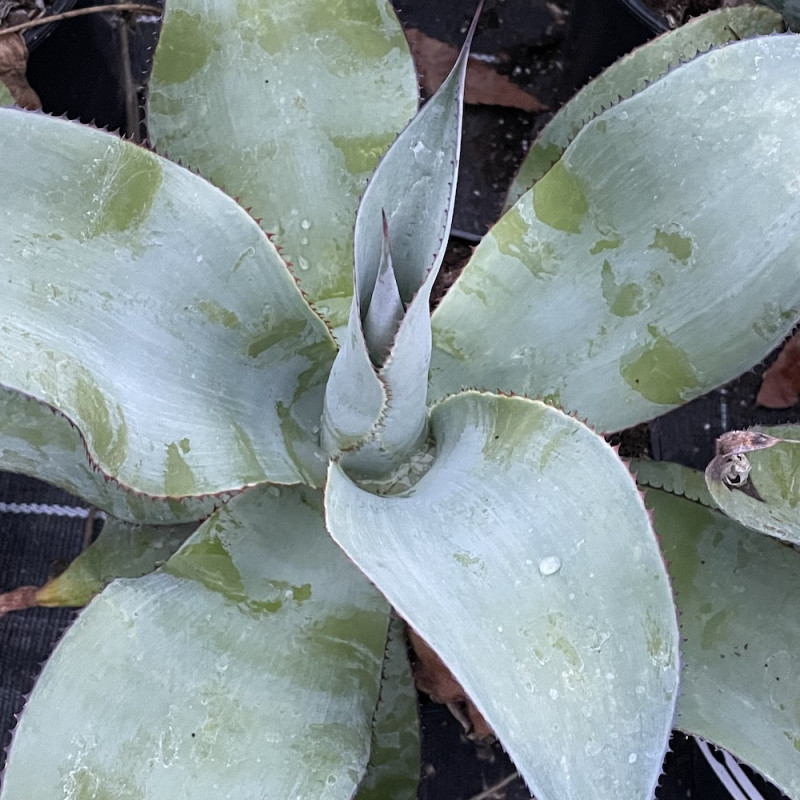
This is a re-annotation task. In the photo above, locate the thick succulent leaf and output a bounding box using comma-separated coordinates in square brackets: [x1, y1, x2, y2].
[430, 35, 800, 432]
[0, 485, 391, 799]
[630, 457, 715, 507]
[148, 0, 418, 328]
[0, 109, 336, 500]
[34, 517, 196, 607]
[505, 7, 785, 209]
[353, 5, 472, 306]
[647, 478, 800, 799]
[705, 425, 800, 543]
[362, 216, 404, 365]
[325, 391, 679, 800]
[0, 386, 217, 523]
[320, 288, 388, 457]
[757, 0, 800, 28]
[322, 15, 472, 476]
[355, 614, 420, 800]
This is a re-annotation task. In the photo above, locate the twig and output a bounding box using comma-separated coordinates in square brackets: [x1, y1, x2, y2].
[0, 3, 162, 37]
[467, 771, 532, 800]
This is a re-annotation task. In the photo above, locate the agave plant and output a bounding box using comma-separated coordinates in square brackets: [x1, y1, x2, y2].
[2, 2, 800, 798]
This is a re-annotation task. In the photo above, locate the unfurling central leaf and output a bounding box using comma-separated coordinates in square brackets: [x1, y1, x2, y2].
[320, 9, 475, 481]
[363, 211, 405, 367]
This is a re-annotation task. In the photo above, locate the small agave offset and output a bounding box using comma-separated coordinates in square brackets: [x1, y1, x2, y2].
[2, 1, 800, 799]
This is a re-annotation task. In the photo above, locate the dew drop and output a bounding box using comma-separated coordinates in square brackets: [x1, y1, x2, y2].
[300, 219, 311, 230]
[538, 556, 562, 576]
[628, 752, 638, 764]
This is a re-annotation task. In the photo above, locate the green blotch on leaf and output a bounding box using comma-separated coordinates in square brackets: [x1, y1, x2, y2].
[649, 227, 693, 264]
[165, 441, 197, 496]
[234, 0, 282, 54]
[541, 389, 562, 408]
[752, 304, 798, 338]
[546, 613, 583, 673]
[494, 205, 528, 260]
[533, 160, 588, 234]
[301, 610, 388, 697]
[539, 427, 573, 470]
[620, 326, 701, 405]
[152, 9, 218, 85]
[590, 237, 623, 255]
[701, 609, 732, 651]
[303, 0, 396, 62]
[434, 330, 467, 361]
[494, 208, 560, 277]
[453, 550, 483, 571]
[90, 147, 163, 237]
[331, 133, 395, 175]
[482, 397, 548, 465]
[601, 260, 645, 317]
[166, 534, 311, 617]
[246, 317, 307, 358]
[195, 301, 240, 329]
[74, 376, 127, 474]
[231, 422, 267, 483]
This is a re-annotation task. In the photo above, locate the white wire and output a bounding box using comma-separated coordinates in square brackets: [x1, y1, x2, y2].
[0, 502, 104, 519]
[722, 749, 767, 800]
[695, 737, 764, 800]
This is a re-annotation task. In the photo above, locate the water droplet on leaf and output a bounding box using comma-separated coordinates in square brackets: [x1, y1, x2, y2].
[538, 556, 562, 576]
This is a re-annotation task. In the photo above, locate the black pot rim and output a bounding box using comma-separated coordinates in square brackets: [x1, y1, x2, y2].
[617, 0, 670, 33]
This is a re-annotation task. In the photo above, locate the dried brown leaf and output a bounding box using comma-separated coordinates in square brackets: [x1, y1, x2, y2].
[405, 27, 547, 113]
[0, 584, 39, 616]
[408, 627, 494, 739]
[758, 330, 800, 408]
[0, 31, 41, 109]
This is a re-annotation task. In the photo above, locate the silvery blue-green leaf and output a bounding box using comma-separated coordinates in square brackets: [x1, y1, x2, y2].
[705, 425, 800, 544]
[505, 7, 785, 210]
[352, 5, 474, 307]
[0, 386, 217, 523]
[355, 614, 420, 800]
[630, 457, 715, 507]
[0, 109, 336, 501]
[321, 294, 388, 459]
[325, 391, 679, 800]
[0, 485, 391, 799]
[430, 35, 800, 432]
[322, 10, 474, 477]
[362, 214, 404, 366]
[647, 476, 800, 799]
[148, 0, 418, 328]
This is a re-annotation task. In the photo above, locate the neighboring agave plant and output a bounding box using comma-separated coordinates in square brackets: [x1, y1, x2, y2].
[1, 2, 800, 799]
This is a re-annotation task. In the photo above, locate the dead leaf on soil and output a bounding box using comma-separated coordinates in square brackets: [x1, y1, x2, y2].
[405, 27, 547, 114]
[408, 626, 495, 740]
[0, 31, 41, 109]
[757, 330, 800, 408]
